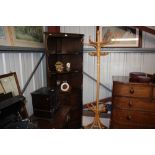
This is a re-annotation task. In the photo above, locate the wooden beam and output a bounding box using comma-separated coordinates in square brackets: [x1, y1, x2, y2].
[83, 110, 111, 118]
[135, 26, 155, 36]
[48, 26, 60, 33]
[83, 97, 112, 109]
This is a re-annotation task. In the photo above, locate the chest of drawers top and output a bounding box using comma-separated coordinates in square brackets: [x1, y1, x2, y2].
[113, 76, 155, 98]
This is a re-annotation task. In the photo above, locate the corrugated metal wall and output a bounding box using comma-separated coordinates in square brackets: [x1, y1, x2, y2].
[61, 26, 155, 104]
[0, 52, 47, 116]
[1, 26, 155, 116]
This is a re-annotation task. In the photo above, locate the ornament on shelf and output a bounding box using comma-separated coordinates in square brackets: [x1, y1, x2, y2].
[55, 61, 64, 72]
[66, 62, 71, 72]
[56, 80, 61, 86]
[60, 81, 71, 92]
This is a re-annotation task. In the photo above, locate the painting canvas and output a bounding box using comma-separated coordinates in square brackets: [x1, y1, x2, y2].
[14, 27, 43, 43]
[11, 26, 44, 48]
[0, 81, 5, 94]
[0, 27, 11, 46]
[0, 26, 44, 48]
[0, 27, 5, 39]
[0, 74, 19, 96]
[101, 26, 141, 47]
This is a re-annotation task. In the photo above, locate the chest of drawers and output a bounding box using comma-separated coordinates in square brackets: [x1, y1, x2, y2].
[110, 76, 155, 129]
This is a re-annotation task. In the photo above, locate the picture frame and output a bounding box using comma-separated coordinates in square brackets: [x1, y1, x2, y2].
[0, 26, 44, 48]
[10, 26, 44, 48]
[0, 72, 28, 117]
[0, 81, 5, 94]
[101, 26, 142, 48]
[0, 27, 11, 46]
[0, 72, 21, 96]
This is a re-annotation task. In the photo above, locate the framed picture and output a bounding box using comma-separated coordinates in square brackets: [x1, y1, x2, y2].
[0, 81, 5, 94]
[0, 26, 44, 48]
[10, 26, 44, 48]
[0, 72, 21, 96]
[101, 26, 142, 48]
[0, 27, 11, 46]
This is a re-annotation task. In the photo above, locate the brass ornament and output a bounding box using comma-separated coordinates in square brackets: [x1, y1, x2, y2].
[55, 61, 64, 72]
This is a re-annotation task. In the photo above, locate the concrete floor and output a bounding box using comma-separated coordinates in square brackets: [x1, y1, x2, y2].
[82, 116, 110, 129]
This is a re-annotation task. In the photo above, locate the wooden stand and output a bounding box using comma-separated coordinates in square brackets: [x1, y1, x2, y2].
[84, 27, 109, 129]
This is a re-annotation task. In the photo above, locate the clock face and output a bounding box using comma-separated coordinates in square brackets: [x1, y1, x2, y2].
[60, 82, 70, 92]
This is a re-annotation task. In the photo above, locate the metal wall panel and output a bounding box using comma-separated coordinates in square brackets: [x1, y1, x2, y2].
[33, 53, 43, 90]
[21, 53, 34, 115]
[0, 54, 4, 73]
[83, 52, 155, 104]
[61, 26, 96, 48]
[0, 52, 46, 116]
[61, 26, 155, 105]
[143, 32, 155, 48]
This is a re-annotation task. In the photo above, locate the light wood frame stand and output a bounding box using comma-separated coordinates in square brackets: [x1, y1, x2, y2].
[84, 26, 109, 129]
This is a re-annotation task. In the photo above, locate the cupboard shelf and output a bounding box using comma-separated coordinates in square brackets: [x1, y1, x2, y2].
[50, 70, 81, 75]
[47, 51, 83, 55]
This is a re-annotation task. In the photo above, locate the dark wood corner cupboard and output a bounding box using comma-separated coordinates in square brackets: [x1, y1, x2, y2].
[44, 32, 84, 128]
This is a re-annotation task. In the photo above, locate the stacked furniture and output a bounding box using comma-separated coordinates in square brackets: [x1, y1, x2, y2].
[31, 33, 84, 128]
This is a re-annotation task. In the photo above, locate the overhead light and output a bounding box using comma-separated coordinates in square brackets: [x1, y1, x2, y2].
[111, 38, 138, 42]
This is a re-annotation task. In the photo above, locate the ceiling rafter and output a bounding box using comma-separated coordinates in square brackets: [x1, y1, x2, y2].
[134, 26, 155, 36]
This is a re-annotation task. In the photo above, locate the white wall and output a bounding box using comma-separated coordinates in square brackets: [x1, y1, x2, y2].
[61, 26, 155, 104]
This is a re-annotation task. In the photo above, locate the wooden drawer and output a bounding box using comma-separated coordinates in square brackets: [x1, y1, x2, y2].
[153, 87, 155, 98]
[113, 97, 155, 111]
[111, 109, 155, 125]
[113, 82, 152, 98]
[110, 120, 155, 129]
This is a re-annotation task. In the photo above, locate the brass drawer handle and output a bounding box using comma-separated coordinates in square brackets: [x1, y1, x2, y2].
[130, 88, 134, 94]
[128, 101, 133, 107]
[127, 115, 132, 120]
